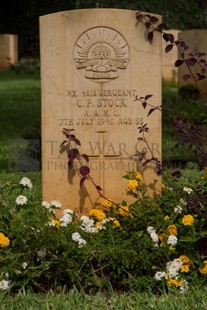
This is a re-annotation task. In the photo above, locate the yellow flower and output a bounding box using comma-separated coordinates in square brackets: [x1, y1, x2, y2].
[167, 278, 182, 287]
[167, 224, 177, 236]
[169, 246, 175, 252]
[95, 221, 101, 228]
[179, 255, 192, 266]
[182, 214, 194, 226]
[159, 233, 168, 242]
[88, 209, 106, 221]
[135, 172, 143, 181]
[127, 179, 138, 190]
[0, 233, 10, 248]
[199, 261, 207, 275]
[113, 219, 121, 228]
[164, 215, 170, 221]
[118, 206, 132, 217]
[101, 199, 113, 208]
[180, 265, 190, 273]
[52, 220, 61, 227]
[161, 183, 166, 190]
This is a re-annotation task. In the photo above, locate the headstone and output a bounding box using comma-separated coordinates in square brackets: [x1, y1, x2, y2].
[162, 30, 180, 84]
[178, 29, 207, 98]
[40, 9, 162, 214]
[0, 34, 18, 70]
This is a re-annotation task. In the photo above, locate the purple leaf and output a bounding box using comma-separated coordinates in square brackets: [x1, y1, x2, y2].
[149, 16, 159, 23]
[68, 148, 79, 159]
[196, 73, 206, 81]
[148, 31, 154, 43]
[195, 52, 206, 57]
[73, 138, 81, 146]
[175, 59, 184, 67]
[145, 94, 153, 100]
[163, 33, 174, 43]
[60, 140, 67, 148]
[185, 57, 197, 66]
[68, 160, 73, 170]
[157, 23, 168, 31]
[136, 11, 142, 19]
[142, 101, 147, 109]
[69, 134, 75, 140]
[80, 177, 86, 188]
[81, 154, 89, 162]
[148, 108, 155, 116]
[165, 44, 173, 53]
[142, 159, 151, 166]
[79, 165, 90, 176]
[183, 74, 191, 81]
[172, 170, 181, 178]
[145, 21, 151, 29]
[96, 185, 102, 191]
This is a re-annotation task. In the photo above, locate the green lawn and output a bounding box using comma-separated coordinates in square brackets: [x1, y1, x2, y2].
[0, 69, 41, 141]
[0, 285, 206, 309]
[0, 69, 41, 171]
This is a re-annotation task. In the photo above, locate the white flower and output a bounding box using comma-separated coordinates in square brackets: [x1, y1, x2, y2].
[80, 215, 99, 233]
[183, 187, 193, 194]
[167, 235, 178, 246]
[150, 231, 159, 244]
[147, 227, 159, 246]
[154, 271, 166, 281]
[63, 209, 74, 215]
[50, 200, 61, 209]
[180, 280, 188, 294]
[15, 195, 28, 205]
[22, 262, 28, 269]
[166, 259, 182, 278]
[19, 177, 33, 189]
[147, 226, 155, 234]
[0, 279, 9, 290]
[37, 248, 47, 261]
[72, 232, 86, 248]
[174, 205, 182, 214]
[42, 201, 51, 209]
[60, 213, 73, 227]
[180, 198, 187, 206]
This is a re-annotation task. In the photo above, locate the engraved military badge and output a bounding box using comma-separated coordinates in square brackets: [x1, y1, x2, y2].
[74, 27, 129, 82]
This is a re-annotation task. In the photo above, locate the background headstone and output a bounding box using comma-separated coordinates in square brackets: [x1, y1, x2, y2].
[162, 29, 180, 84]
[0, 34, 18, 70]
[178, 29, 207, 98]
[40, 9, 162, 214]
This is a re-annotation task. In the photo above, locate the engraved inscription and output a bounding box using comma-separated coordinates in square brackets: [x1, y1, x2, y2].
[74, 27, 129, 82]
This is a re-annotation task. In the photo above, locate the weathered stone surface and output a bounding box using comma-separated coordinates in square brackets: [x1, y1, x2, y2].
[0, 34, 18, 70]
[40, 9, 162, 214]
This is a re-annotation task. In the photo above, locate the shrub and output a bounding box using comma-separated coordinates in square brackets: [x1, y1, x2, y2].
[0, 170, 206, 294]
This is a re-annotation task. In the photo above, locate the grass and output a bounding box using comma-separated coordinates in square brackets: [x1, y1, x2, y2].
[0, 69, 40, 141]
[0, 69, 41, 171]
[0, 285, 206, 309]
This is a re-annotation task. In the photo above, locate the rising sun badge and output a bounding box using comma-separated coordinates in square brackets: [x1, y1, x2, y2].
[74, 27, 129, 82]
